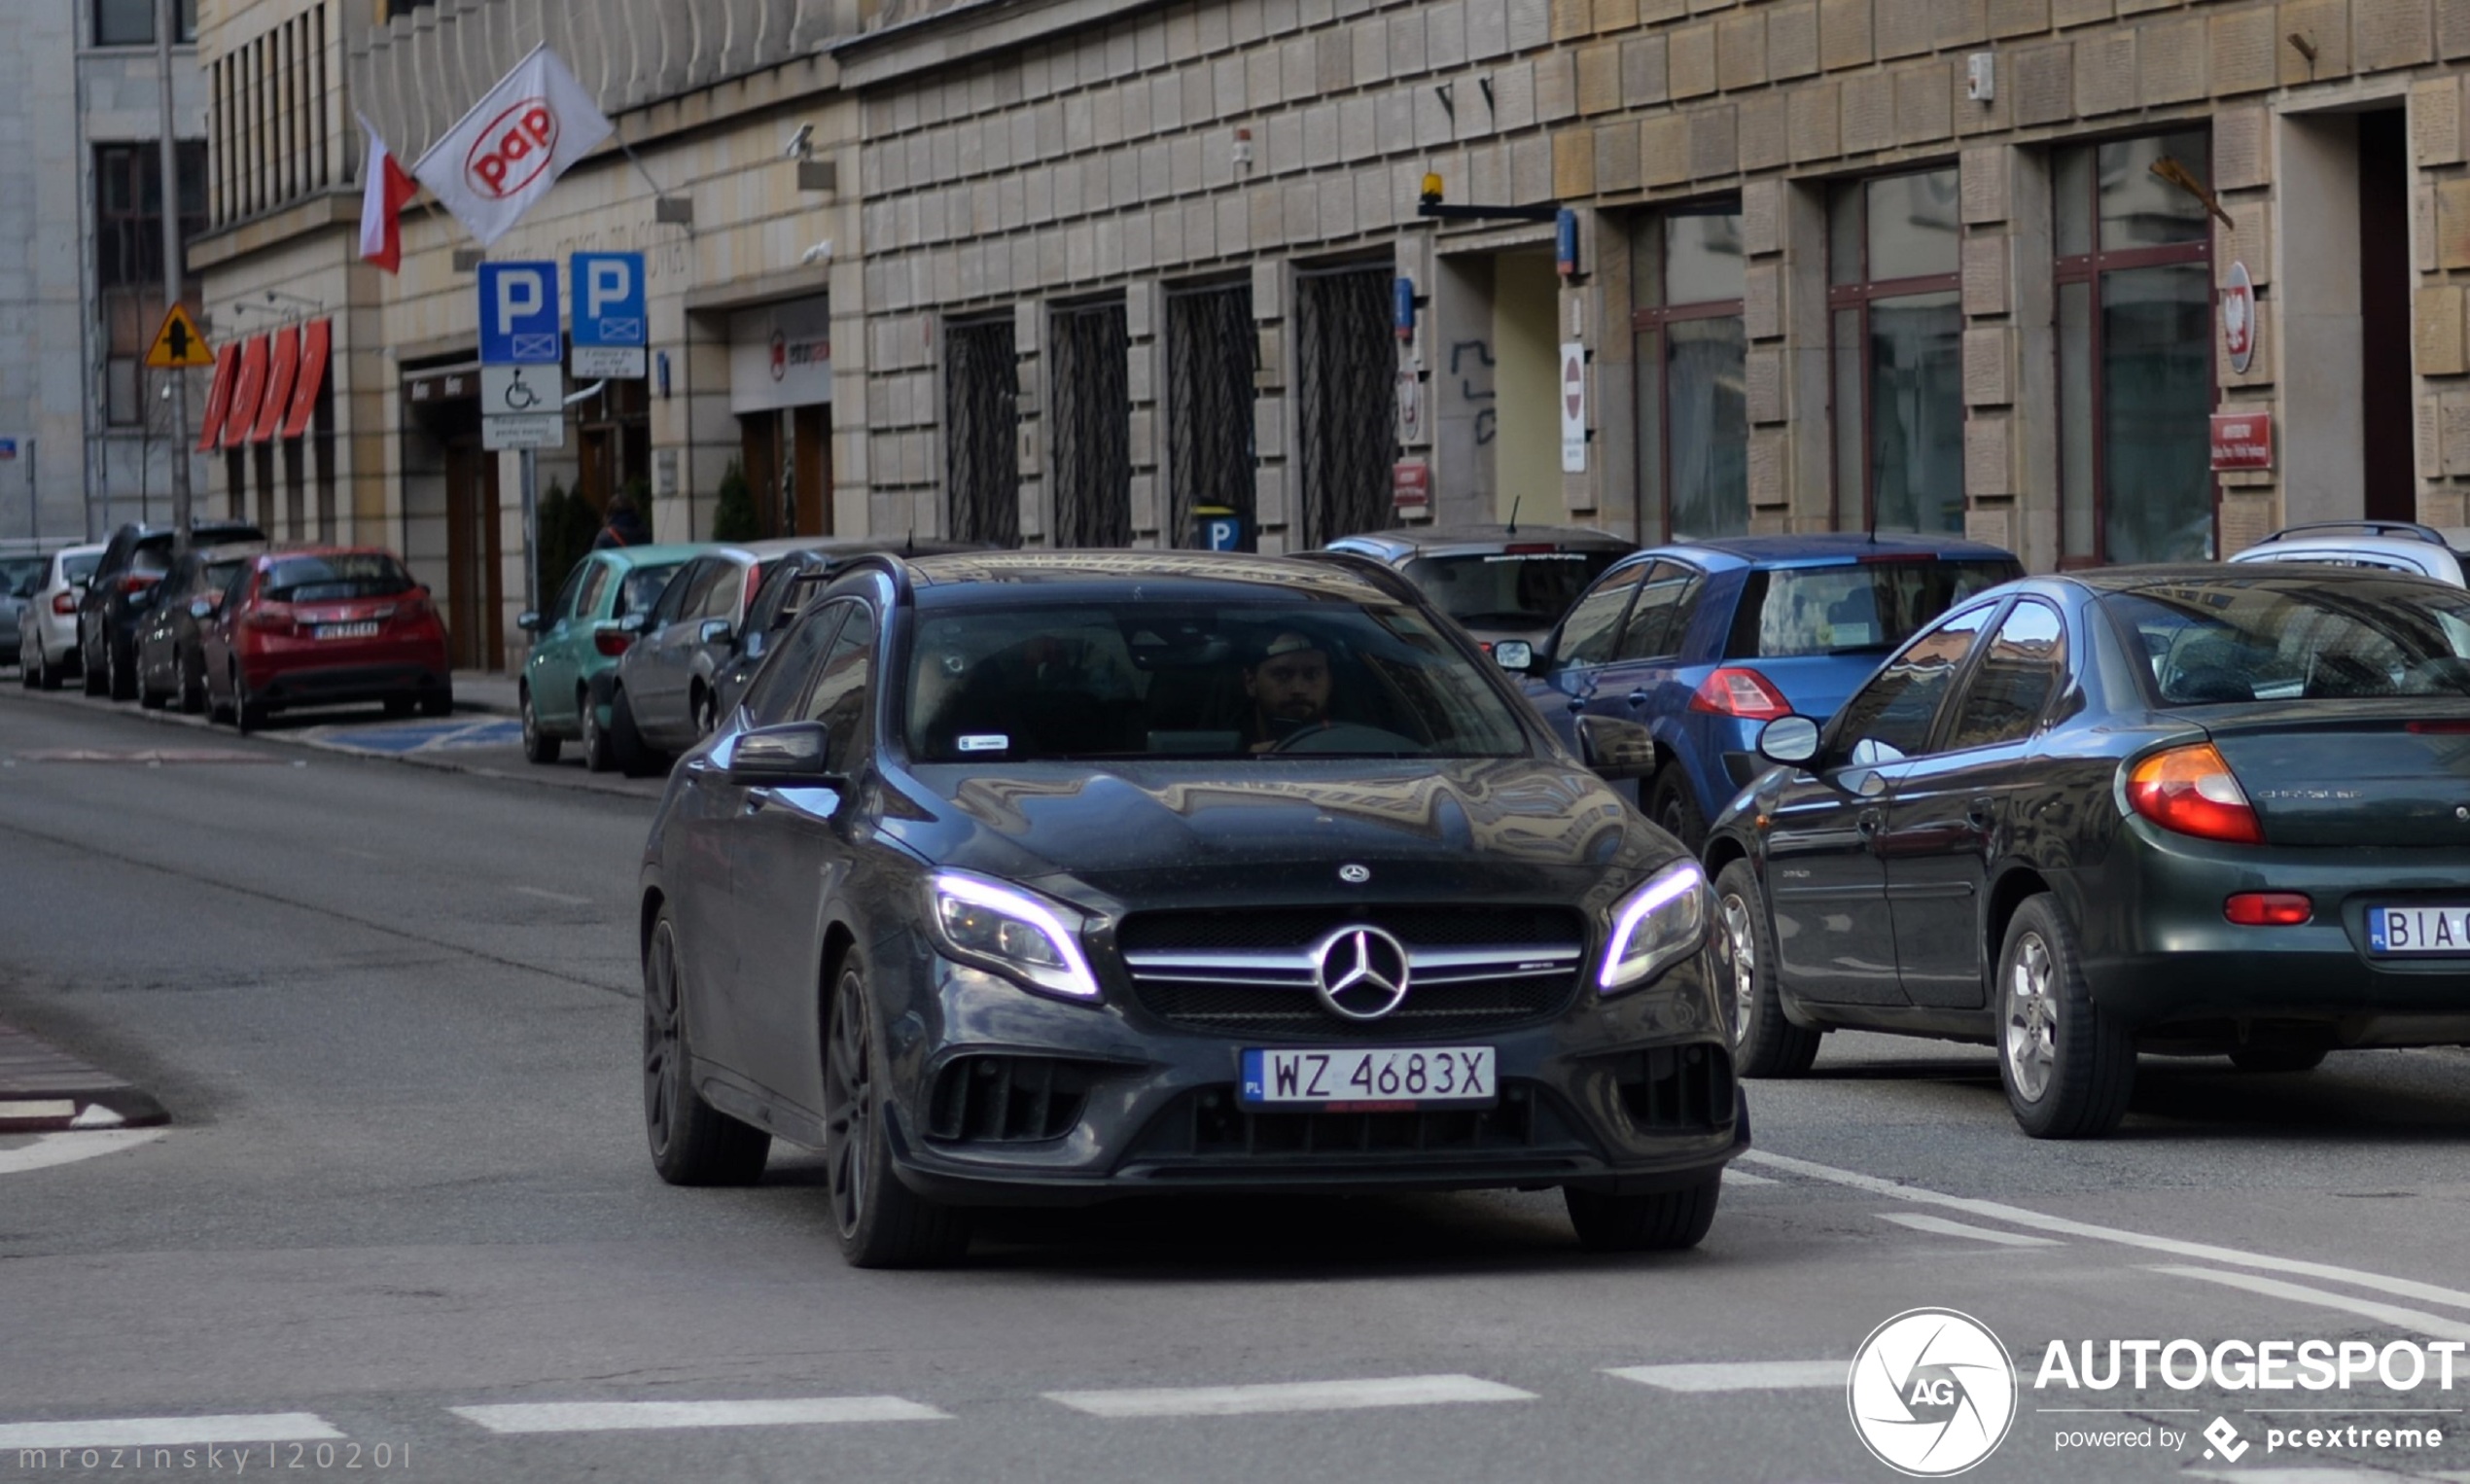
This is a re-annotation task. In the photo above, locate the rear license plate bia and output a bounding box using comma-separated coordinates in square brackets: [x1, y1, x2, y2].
[314, 621, 380, 640]
[1239, 1046, 1496, 1111]
[2368, 905, 2470, 954]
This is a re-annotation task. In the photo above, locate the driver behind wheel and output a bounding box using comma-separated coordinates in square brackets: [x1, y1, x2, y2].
[1242, 630, 1338, 752]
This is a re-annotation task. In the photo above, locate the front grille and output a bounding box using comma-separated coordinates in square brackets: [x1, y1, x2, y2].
[1127, 1081, 1587, 1168]
[924, 1055, 1106, 1144]
[1117, 905, 1589, 1041]
[1608, 1042, 1735, 1133]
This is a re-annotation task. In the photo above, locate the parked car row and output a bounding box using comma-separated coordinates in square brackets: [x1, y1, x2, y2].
[15, 522, 453, 731]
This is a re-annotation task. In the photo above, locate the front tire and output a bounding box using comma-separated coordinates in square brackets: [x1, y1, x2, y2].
[1712, 860, 1819, 1078]
[824, 960, 970, 1268]
[610, 686, 663, 778]
[1997, 895, 2135, 1139]
[642, 910, 770, 1185]
[232, 665, 266, 734]
[1564, 1174, 1722, 1252]
[519, 684, 561, 763]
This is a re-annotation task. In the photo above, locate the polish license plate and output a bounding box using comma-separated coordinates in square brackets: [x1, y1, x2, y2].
[1239, 1046, 1496, 1111]
[314, 621, 379, 640]
[2367, 904, 2470, 955]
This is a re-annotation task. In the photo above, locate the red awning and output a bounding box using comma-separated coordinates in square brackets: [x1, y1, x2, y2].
[249, 328, 300, 443]
[221, 335, 268, 450]
[195, 343, 240, 452]
[280, 319, 331, 440]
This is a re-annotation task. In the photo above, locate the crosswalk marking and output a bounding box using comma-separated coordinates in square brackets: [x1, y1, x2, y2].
[1606, 1360, 1846, 1393]
[448, 1397, 950, 1434]
[1878, 1212, 2064, 1247]
[1044, 1374, 1535, 1418]
[0, 1414, 342, 1449]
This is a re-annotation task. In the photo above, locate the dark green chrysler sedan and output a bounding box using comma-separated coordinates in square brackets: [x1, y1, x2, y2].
[1704, 565, 2470, 1139]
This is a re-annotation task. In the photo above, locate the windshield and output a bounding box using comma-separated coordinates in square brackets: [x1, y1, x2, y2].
[263, 553, 415, 603]
[1403, 549, 1624, 628]
[1, 557, 44, 596]
[903, 600, 1530, 761]
[2104, 581, 2470, 705]
[1726, 559, 2020, 658]
[616, 563, 684, 618]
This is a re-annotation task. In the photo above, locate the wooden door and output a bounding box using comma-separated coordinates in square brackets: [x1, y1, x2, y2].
[444, 438, 504, 671]
[793, 403, 831, 536]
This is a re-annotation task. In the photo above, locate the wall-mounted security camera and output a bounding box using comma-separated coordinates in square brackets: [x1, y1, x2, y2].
[784, 123, 815, 159]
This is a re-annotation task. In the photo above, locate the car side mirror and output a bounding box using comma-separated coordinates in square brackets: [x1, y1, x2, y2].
[743, 629, 766, 658]
[1492, 640, 1534, 673]
[698, 618, 735, 646]
[1573, 714, 1656, 782]
[1757, 715, 1822, 766]
[724, 720, 833, 782]
[516, 611, 543, 632]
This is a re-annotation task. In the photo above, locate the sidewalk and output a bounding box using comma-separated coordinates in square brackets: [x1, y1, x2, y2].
[449, 670, 519, 717]
[0, 1022, 167, 1131]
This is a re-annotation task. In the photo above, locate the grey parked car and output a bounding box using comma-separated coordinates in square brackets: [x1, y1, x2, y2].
[607, 537, 990, 777]
[2228, 519, 2470, 586]
[0, 553, 47, 668]
[1321, 523, 1637, 652]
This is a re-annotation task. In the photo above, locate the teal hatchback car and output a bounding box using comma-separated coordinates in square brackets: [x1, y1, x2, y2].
[518, 544, 703, 771]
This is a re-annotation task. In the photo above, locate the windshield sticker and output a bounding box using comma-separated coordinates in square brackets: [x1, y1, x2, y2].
[958, 734, 1009, 753]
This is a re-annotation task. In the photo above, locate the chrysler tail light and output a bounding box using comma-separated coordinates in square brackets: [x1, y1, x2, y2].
[52, 591, 77, 615]
[1689, 667, 1793, 721]
[594, 627, 634, 656]
[2125, 743, 2263, 844]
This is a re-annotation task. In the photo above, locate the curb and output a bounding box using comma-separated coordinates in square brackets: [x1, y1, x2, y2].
[0, 1023, 168, 1132]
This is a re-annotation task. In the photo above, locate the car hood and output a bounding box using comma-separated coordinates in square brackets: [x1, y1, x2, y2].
[883, 757, 1676, 910]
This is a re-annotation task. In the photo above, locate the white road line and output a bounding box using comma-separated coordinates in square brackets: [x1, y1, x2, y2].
[448, 1397, 948, 1434]
[1878, 1212, 2064, 1247]
[2152, 1266, 2470, 1343]
[512, 885, 591, 906]
[2188, 1472, 2454, 1484]
[0, 1414, 341, 1449]
[0, 1100, 78, 1121]
[1044, 1375, 1535, 1418]
[0, 1128, 165, 1177]
[1725, 1168, 1779, 1185]
[1606, 1361, 1846, 1393]
[1741, 1149, 2470, 1315]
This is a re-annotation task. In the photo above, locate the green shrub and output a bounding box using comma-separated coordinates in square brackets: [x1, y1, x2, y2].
[711, 459, 759, 543]
[533, 479, 601, 605]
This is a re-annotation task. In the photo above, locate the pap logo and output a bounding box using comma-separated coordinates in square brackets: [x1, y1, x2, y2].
[1848, 1308, 2018, 1476]
[464, 97, 559, 199]
[2202, 1416, 2250, 1462]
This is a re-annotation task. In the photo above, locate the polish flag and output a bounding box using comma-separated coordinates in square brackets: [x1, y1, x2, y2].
[357, 115, 420, 273]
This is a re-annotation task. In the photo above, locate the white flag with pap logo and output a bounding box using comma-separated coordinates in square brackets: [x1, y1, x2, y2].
[411, 46, 614, 248]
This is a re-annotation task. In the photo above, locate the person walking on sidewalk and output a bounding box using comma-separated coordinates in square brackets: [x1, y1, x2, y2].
[593, 492, 652, 550]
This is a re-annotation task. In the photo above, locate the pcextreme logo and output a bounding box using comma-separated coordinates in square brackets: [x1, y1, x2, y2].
[1848, 1308, 2020, 1476]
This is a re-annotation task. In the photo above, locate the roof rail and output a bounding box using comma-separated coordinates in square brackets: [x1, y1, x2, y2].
[2254, 520, 2450, 548]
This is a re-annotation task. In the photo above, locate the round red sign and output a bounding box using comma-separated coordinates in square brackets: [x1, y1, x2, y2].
[464, 97, 559, 200]
[2221, 261, 2256, 375]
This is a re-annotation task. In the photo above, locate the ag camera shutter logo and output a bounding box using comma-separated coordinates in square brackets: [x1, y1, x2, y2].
[1848, 1308, 2018, 1476]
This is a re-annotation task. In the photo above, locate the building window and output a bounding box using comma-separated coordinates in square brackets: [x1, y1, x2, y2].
[1634, 206, 1747, 541]
[1165, 281, 1256, 548]
[1830, 169, 1964, 535]
[95, 141, 207, 427]
[943, 315, 1020, 547]
[1047, 299, 1132, 549]
[2055, 131, 2216, 564]
[93, 0, 195, 46]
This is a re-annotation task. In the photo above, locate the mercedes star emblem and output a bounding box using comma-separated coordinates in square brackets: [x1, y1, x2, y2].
[1313, 926, 1412, 1021]
[1338, 863, 1371, 884]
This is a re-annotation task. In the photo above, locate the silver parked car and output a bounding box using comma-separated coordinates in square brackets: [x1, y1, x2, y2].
[1320, 523, 1637, 652]
[2228, 520, 2470, 586]
[15, 543, 106, 689]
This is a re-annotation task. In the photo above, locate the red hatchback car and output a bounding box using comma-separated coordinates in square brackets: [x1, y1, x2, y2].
[202, 548, 452, 731]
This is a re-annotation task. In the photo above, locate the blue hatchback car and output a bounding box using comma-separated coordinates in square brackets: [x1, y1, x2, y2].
[1513, 534, 2021, 848]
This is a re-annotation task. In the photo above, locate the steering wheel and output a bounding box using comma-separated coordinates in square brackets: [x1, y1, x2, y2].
[1267, 721, 1427, 755]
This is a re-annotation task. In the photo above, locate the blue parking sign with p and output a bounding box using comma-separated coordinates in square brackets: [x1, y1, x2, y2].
[572, 253, 646, 349]
[477, 262, 560, 366]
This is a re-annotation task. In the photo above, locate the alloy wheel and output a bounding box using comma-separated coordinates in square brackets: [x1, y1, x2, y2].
[1719, 890, 1758, 1043]
[2004, 931, 2058, 1103]
[823, 971, 872, 1239]
[642, 919, 684, 1158]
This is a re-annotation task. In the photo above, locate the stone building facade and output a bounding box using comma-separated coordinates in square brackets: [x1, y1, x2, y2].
[842, 0, 2470, 570]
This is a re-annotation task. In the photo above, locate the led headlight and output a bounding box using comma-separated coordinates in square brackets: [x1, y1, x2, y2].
[1598, 859, 1709, 994]
[928, 871, 1103, 1003]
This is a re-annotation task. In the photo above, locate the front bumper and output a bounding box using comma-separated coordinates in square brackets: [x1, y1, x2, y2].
[874, 944, 1747, 1208]
[2075, 818, 2470, 1044]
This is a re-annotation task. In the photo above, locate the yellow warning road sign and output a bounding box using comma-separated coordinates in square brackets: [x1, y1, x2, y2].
[146, 303, 215, 370]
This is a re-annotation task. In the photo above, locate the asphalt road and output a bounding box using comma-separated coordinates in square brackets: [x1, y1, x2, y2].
[6, 687, 2470, 1484]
